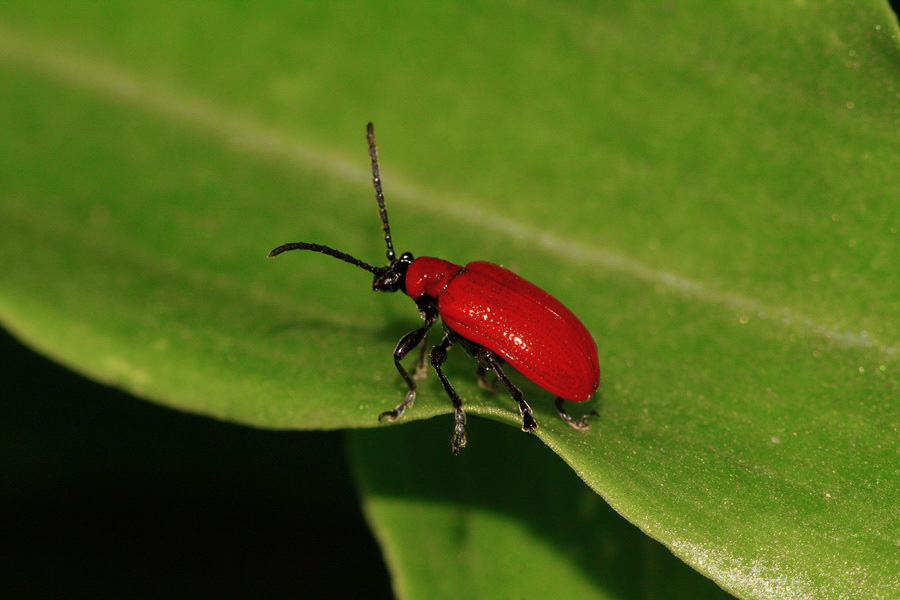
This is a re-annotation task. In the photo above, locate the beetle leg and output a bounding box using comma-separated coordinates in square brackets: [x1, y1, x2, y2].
[378, 302, 438, 423]
[430, 334, 467, 454]
[482, 352, 538, 433]
[554, 397, 598, 430]
[412, 340, 429, 381]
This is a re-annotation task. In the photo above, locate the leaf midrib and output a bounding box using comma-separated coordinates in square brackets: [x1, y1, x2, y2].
[0, 19, 894, 362]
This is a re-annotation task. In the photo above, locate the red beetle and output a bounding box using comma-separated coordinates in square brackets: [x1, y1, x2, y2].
[270, 123, 599, 453]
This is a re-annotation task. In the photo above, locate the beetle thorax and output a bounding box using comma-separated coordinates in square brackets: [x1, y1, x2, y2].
[404, 256, 464, 299]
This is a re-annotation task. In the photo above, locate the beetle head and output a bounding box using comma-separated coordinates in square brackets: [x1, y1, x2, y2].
[373, 252, 414, 293]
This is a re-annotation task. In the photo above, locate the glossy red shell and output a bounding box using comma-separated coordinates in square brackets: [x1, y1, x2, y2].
[405, 257, 600, 401]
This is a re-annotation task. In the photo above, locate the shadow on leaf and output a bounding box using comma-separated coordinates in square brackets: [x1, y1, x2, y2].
[348, 417, 734, 599]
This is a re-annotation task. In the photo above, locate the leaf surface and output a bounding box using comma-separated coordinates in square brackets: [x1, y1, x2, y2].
[0, 3, 897, 598]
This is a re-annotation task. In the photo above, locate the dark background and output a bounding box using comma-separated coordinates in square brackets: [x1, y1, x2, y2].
[0, 328, 393, 599]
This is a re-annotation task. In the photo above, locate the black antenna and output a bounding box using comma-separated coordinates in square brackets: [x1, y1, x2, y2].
[268, 242, 381, 274]
[367, 122, 396, 263]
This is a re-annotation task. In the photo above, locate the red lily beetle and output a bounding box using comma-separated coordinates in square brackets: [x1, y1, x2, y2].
[269, 123, 599, 453]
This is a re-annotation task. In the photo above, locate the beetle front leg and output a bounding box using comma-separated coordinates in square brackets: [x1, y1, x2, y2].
[378, 301, 438, 423]
[430, 334, 467, 454]
[482, 351, 538, 433]
[554, 397, 598, 430]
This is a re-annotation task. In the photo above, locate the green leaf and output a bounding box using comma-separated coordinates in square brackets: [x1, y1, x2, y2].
[0, 3, 897, 599]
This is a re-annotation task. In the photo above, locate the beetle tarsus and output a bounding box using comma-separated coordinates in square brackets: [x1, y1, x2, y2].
[378, 389, 416, 422]
[521, 410, 538, 433]
[451, 407, 467, 454]
[555, 397, 598, 430]
[378, 410, 399, 422]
